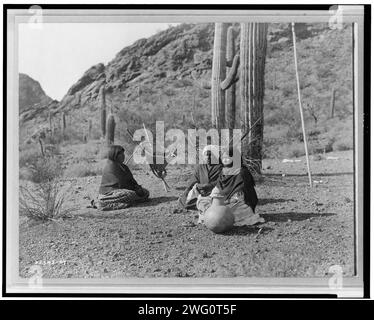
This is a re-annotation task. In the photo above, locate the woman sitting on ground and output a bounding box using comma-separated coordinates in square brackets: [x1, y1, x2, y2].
[178, 145, 222, 211]
[200, 146, 265, 226]
[98, 145, 149, 211]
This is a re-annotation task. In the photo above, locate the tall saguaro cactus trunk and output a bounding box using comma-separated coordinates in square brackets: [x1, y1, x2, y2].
[106, 114, 116, 145]
[61, 111, 66, 138]
[240, 23, 268, 174]
[211, 23, 228, 130]
[226, 26, 237, 130]
[99, 86, 107, 139]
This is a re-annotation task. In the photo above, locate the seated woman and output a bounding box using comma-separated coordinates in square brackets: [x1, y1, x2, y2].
[98, 145, 149, 211]
[200, 147, 265, 226]
[178, 145, 222, 210]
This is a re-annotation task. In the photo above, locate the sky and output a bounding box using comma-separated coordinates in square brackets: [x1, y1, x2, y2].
[18, 23, 178, 100]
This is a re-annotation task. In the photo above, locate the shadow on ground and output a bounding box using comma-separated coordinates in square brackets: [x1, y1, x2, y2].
[258, 198, 296, 205]
[223, 225, 274, 236]
[263, 172, 353, 178]
[132, 196, 178, 207]
[261, 212, 335, 222]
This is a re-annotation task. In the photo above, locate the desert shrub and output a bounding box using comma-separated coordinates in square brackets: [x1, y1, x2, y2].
[26, 156, 63, 183]
[285, 143, 306, 158]
[332, 136, 353, 151]
[264, 111, 282, 127]
[173, 78, 193, 88]
[19, 155, 73, 221]
[20, 180, 75, 221]
[19, 147, 42, 168]
[64, 162, 100, 178]
[163, 88, 176, 97]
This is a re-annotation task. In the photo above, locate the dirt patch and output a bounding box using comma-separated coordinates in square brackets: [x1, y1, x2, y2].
[19, 150, 355, 279]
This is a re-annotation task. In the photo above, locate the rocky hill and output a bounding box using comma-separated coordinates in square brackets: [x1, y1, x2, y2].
[19, 73, 58, 124]
[20, 22, 353, 158]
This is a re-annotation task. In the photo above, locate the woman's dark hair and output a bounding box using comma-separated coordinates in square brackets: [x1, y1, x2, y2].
[107, 145, 125, 162]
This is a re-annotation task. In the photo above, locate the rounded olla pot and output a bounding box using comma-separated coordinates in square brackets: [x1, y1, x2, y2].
[204, 196, 235, 233]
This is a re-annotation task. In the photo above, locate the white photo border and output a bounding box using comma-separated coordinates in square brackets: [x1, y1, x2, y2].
[4, 5, 366, 297]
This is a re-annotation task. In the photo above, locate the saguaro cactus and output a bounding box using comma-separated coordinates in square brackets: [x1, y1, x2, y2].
[211, 23, 228, 129]
[106, 113, 115, 145]
[99, 86, 107, 138]
[48, 111, 52, 132]
[225, 26, 237, 130]
[240, 22, 268, 174]
[61, 111, 66, 136]
[211, 24, 240, 131]
[88, 119, 92, 140]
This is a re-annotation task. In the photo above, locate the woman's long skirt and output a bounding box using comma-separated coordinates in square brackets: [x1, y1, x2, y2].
[97, 188, 149, 211]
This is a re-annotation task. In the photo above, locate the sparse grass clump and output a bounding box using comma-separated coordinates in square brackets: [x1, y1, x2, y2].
[19, 156, 75, 221]
[26, 156, 63, 183]
[20, 179, 75, 221]
[332, 136, 353, 151]
[19, 147, 41, 169]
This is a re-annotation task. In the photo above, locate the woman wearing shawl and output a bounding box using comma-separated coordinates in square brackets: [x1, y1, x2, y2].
[178, 145, 222, 211]
[201, 147, 265, 226]
[98, 145, 149, 211]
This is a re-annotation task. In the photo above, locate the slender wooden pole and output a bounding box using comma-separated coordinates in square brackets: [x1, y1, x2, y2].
[329, 87, 336, 118]
[291, 23, 313, 187]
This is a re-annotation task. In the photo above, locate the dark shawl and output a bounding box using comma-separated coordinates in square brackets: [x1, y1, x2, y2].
[99, 161, 140, 195]
[217, 166, 258, 212]
[178, 163, 222, 209]
[99, 146, 140, 195]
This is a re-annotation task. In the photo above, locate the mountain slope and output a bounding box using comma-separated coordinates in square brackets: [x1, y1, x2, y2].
[19, 73, 58, 124]
[20, 23, 353, 157]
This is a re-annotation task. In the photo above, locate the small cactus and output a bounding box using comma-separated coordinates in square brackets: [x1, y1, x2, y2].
[48, 111, 52, 132]
[106, 113, 115, 145]
[99, 86, 106, 138]
[62, 111, 66, 137]
[88, 119, 92, 140]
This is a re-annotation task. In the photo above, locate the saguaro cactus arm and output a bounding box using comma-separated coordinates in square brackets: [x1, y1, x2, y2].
[221, 54, 240, 90]
[211, 23, 229, 129]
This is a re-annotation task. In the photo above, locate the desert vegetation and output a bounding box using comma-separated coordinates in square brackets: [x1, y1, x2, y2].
[18, 22, 355, 278]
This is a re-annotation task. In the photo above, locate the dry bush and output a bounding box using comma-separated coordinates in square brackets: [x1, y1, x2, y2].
[25, 156, 63, 183]
[332, 136, 353, 151]
[19, 156, 75, 221]
[19, 147, 42, 169]
[20, 180, 75, 221]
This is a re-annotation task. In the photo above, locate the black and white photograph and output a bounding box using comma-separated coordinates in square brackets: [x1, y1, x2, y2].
[3, 4, 369, 298]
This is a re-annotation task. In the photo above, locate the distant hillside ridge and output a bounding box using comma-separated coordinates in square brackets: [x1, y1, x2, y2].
[19, 73, 58, 124]
[19, 22, 353, 158]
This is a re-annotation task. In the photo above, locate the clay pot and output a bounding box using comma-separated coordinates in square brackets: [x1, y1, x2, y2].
[204, 196, 234, 233]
